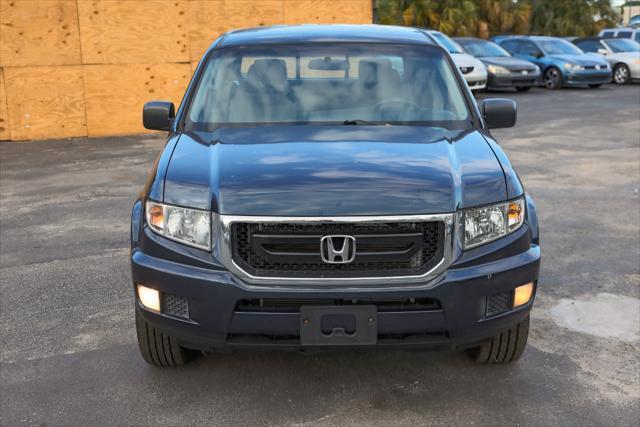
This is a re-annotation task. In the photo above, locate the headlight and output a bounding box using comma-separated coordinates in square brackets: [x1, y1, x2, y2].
[463, 198, 525, 249]
[487, 64, 510, 75]
[145, 200, 213, 250]
[564, 63, 584, 71]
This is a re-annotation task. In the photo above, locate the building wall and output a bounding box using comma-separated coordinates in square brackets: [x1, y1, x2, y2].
[0, 0, 373, 141]
[622, 4, 640, 25]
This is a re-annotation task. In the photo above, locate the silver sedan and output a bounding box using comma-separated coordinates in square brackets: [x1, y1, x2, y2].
[573, 37, 640, 84]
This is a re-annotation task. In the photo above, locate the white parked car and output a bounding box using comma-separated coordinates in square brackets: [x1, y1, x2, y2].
[421, 29, 487, 92]
[598, 28, 640, 44]
[573, 37, 640, 84]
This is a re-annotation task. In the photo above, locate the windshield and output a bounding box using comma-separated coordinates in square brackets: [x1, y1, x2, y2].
[538, 39, 583, 55]
[430, 33, 464, 54]
[605, 38, 640, 52]
[458, 39, 510, 57]
[185, 44, 471, 130]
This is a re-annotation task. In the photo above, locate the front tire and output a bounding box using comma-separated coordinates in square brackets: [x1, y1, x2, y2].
[544, 67, 563, 89]
[613, 63, 630, 85]
[467, 316, 530, 364]
[136, 309, 193, 367]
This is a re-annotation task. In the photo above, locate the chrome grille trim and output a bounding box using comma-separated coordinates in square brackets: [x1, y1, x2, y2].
[218, 213, 456, 287]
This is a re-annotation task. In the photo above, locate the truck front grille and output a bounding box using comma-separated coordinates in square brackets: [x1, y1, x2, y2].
[231, 221, 445, 278]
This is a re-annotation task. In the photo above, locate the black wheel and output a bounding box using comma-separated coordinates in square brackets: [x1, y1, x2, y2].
[136, 310, 193, 367]
[515, 86, 531, 92]
[467, 316, 530, 364]
[543, 67, 563, 89]
[588, 84, 602, 88]
[613, 63, 630, 85]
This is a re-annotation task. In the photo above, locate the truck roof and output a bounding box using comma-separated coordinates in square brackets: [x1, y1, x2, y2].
[214, 24, 434, 48]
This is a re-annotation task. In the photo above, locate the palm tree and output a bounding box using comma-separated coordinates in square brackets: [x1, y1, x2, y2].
[376, 0, 478, 35]
[527, 0, 619, 36]
[475, 0, 532, 37]
[438, 0, 478, 36]
[374, 0, 619, 38]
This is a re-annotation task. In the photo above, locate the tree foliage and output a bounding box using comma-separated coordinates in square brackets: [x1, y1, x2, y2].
[376, 0, 620, 38]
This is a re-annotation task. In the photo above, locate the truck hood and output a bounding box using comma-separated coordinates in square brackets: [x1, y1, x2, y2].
[163, 126, 508, 216]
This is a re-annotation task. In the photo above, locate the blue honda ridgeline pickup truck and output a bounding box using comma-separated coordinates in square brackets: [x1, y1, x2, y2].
[132, 25, 540, 367]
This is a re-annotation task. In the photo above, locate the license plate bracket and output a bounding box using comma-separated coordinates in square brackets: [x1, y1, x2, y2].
[300, 305, 377, 346]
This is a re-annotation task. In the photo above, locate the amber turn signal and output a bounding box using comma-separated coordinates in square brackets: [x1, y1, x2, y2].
[147, 203, 164, 230]
[507, 201, 524, 230]
[514, 282, 534, 308]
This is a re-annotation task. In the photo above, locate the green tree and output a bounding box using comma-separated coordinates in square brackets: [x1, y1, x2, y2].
[526, 0, 619, 36]
[377, 0, 478, 35]
[475, 0, 531, 37]
[375, 0, 619, 38]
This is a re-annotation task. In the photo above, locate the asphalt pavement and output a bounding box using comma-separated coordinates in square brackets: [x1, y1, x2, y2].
[1, 84, 639, 426]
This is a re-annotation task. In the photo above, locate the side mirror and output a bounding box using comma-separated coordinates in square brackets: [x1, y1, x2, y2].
[597, 48, 608, 55]
[479, 98, 517, 129]
[535, 52, 544, 58]
[143, 101, 175, 131]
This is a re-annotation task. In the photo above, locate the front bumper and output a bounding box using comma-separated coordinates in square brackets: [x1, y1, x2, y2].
[463, 67, 488, 91]
[130, 198, 541, 352]
[564, 69, 611, 86]
[488, 71, 541, 89]
[629, 62, 640, 80]
[133, 243, 539, 351]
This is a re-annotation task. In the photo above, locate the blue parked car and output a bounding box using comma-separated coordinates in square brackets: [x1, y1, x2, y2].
[497, 36, 611, 89]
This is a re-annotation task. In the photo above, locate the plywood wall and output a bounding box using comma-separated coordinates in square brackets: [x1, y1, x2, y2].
[0, 68, 10, 140]
[3, 65, 87, 140]
[0, 0, 82, 67]
[83, 63, 192, 136]
[0, 0, 372, 141]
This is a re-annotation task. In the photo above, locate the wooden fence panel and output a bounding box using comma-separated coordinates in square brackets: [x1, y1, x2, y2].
[83, 63, 191, 136]
[3, 66, 87, 140]
[1, 0, 373, 140]
[188, 0, 284, 62]
[76, 0, 190, 64]
[283, 0, 373, 24]
[0, 69, 10, 140]
[0, 0, 82, 67]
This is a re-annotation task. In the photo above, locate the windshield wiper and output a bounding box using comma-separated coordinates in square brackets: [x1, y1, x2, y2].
[343, 119, 375, 125]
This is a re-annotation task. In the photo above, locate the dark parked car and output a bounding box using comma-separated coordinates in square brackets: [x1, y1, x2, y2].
[497, 36, 611, 89]
[455, 37, 540, 91]
[133, 25, 540, 367]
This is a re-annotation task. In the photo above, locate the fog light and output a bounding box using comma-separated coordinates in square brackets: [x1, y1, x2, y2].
[137, 284, 160, 312]
[514, 282, 534, 308]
